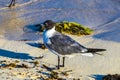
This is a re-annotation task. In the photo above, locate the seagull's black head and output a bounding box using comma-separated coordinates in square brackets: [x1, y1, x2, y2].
[43, 20, 56, 30]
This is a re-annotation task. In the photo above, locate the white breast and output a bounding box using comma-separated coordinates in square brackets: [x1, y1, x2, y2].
[46, 26, 56, 38]
[43, 26, 56, 45]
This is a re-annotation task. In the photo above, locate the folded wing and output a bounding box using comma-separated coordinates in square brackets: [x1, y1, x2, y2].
[46, 34, 87, 55]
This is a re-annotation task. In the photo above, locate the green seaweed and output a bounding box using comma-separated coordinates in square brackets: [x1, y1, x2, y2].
[55, 21, 93, 36]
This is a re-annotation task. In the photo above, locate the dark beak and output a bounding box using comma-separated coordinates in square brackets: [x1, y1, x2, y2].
[35, 23, 44, 28]
[40, 23, 44, 27]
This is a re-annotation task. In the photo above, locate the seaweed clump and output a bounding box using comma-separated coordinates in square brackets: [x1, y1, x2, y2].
[103, 74, 120, 80]
[55, 21, 93, 36]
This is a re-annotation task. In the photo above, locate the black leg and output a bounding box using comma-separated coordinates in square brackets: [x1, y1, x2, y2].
[13, 0, 16, 6]
[62, 57, 65, 67]
[8, 0, 13, 7]
[8, 0, 16, 7]
[58, 56, 60, 69]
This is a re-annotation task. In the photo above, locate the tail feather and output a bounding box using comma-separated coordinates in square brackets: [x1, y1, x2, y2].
[87, 48, 106, 53]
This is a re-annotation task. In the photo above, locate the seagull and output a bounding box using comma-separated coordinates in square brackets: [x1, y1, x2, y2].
[42, 20, 106, 69]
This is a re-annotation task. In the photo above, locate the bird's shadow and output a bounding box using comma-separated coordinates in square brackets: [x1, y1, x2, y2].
[0, 49, 33, 59]
[23, 24, 43, 33]
[91, 74, 105, 80]
[26, 42, 45, 49]
[16, 24, 43, 41]
[4, 24, 43, 41]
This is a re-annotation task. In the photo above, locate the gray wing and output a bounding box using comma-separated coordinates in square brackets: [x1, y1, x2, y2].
[46, 34, 87, 55]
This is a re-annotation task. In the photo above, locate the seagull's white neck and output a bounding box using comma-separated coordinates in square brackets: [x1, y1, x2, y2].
[45, 26, 56, 38]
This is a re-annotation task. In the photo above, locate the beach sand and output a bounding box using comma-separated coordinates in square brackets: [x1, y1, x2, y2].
[0, 34, 120, 79]
[0, 0, 120, 79]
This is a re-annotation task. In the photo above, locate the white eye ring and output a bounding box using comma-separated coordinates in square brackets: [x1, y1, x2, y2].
[45, 23, 48, 26]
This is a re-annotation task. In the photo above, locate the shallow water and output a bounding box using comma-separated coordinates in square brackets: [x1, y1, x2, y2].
[0, 8, 25, 39]
[0, 0, 120, 41]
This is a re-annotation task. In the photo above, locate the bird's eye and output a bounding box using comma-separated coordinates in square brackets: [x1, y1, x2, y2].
[45, 23, 48, 26]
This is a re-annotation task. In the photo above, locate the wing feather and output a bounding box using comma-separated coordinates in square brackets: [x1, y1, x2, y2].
[46, 34, 87, 55]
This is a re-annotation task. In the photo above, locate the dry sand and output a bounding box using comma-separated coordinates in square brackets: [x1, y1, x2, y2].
[0, 33, 120, 80]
